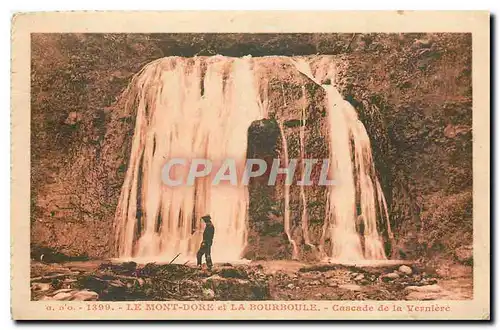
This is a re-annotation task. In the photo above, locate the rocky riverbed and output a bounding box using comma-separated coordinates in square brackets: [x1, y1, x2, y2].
[31, 260, 472, 302]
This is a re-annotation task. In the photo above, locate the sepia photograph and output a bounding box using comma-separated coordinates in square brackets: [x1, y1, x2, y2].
[11, 11, 490, 320]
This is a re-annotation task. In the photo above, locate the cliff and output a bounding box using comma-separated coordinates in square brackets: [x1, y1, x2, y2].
[30, 33, 472, 268]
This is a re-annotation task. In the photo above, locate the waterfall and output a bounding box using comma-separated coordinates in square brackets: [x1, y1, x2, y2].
[114, 55, 390, 264]
[277, 120, 299, 260]
[299, 85, 314, 249]
[114, 56, 265, 263]
[293, 58, 389, 261]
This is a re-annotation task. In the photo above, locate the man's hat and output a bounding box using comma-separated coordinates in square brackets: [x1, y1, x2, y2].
[201, 215, 211, 221]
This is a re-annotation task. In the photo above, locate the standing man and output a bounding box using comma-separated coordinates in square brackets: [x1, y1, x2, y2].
[197, 215, 215, 270]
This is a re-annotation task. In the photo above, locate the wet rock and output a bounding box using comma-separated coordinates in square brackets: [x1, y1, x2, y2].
[339, 284, 362, 291]
[71, 290, 99, 301]
[202, 288, 215, 300]
[32, 282, 51, 292]
[398, 265, 413, 275]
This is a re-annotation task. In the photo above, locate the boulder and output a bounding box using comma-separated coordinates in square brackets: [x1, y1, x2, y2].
[398, 265, 413, 275]
[381, 273, 400, 281]
[354, 274, 365, 281]
[70, 290, 99, 301]
[32, 282, 51, 292]
[48, 291, 73, 301]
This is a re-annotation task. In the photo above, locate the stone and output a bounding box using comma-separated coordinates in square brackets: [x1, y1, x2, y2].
[310, 280, 321, 286]
[406, 291, 442, 300]
[360, 279, 370, 286]
[70, 290, 99, 301]
[414, 39, 432, 48]
[50, 288, 73, 295]
[63, 278, 77, 284]
[382, 272, 400, 281]
[398, 265, 413, 275]
[202, 288, 215, 300]
[339, 284, 362, 291]
[203, 274, 270, 300]
[420, 278, 438, 286]
[314, 293, 323, 298]
[32, 282, 51, 292]
[354, 274, 365, 281]
[51, 292, 74, 301]
[287, 283, 295, 289]
[404, 284, 442, 293]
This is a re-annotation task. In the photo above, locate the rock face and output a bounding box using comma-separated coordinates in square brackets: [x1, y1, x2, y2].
[31, 33, 472, 265]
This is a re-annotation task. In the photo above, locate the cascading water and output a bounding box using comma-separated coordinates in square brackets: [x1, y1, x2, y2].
[293, 58, 389, 262]
[114, 55, 390, 264]
[114, 56, 265, 263]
